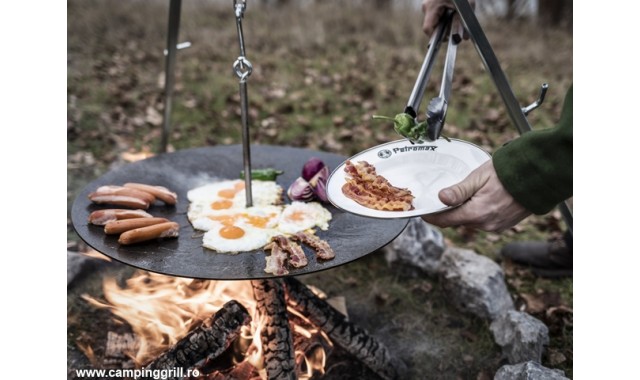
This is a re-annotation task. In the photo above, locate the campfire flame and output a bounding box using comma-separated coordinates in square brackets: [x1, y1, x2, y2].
[82, 271, 330, 379]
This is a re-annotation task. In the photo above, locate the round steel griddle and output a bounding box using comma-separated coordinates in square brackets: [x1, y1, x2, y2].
[71, 145, 408, 280]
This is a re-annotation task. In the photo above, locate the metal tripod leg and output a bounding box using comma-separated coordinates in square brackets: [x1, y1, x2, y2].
[451, 0, 573, 233]
[160, 0, 182, 154]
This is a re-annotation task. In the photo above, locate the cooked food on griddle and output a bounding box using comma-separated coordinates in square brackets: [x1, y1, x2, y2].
[88, 209, 153, 225]
[87, 182, 180, 245]
[88, 183, 178, 209]
[123, 183, 178, 205]
[270, 235, 308, 268]
[263, 232, 334, 275]
[186, 179, 332, 254]
[88, 192, 151, 209]
[292, 231, 336, 260]
[118, 221, 180, 245]
[341, 160, 415, 211]
[104, 217, 170, 235]
[264, 238, 290, 276]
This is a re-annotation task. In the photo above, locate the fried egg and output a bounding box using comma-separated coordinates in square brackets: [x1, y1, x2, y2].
[190, 205, 282, 232]
[202, 219, 275, 253]
[187, 180, 332, 254]
[276, 201, 333, 234]
[187, 180, 283, 222]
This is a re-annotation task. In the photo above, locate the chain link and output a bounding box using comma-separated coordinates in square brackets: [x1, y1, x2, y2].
[232, 0, 252, 82]
[233, 56, 252, 83]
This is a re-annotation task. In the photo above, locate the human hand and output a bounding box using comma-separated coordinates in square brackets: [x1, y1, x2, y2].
[421, 160, 531, 232]
[421, 0, 475, 38]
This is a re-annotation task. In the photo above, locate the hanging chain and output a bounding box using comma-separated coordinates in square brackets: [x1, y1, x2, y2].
[232, 0, 254, 207]
[233, 0, 253, 83]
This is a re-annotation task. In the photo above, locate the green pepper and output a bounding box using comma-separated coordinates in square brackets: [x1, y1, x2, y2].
[373, 113, 427, 143]
[240, 168, 284, 181]
[373, 114, 452, 143]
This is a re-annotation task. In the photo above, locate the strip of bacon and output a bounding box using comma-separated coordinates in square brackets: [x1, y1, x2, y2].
[342, 182, 412, 211]
[342, 160, 414, 211]
[272, 235, 308, 268]
[292, 232, 335, 260]
[264, 241, 289, 275]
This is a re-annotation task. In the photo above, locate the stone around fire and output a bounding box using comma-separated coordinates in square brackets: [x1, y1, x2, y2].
[383, 218, 445, 277]
[490, 310, 550, 364]
[439, 247, 514, 320]
[494, 361, 568, 380]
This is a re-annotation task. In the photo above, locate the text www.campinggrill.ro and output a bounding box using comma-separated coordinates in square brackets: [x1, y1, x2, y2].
[74, 367, 200, 379]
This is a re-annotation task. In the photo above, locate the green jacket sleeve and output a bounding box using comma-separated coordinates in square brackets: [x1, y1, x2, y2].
[492, 85, 573, 215]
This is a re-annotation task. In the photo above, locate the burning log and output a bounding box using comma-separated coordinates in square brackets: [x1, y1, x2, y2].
[251, 279, 297, 380]
[143, 300, 251, 379]
[284, 277, 407, 380]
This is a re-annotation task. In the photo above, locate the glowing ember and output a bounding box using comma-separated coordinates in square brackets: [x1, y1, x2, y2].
[82, 271, 331, 378]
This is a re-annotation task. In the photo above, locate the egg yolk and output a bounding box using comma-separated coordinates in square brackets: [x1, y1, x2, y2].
[220, 225, 245, 239]
[208, 215, 237, 225]
[286, 210, 307, 222]
[211, 200, 233, 210]
[217, 181, 246, 199]
[245, 213, 276, 228]
[217, 188, 237, 199]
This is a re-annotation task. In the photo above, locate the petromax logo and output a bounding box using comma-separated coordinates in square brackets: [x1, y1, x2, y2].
[377, 149, 392, 159]
[378, 146, 437, 158]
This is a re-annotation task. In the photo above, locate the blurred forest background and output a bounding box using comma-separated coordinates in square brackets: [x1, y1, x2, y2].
[67, 0, 572, 378]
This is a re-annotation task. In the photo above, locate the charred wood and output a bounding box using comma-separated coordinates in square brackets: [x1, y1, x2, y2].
[251, 279, 297, 380]
[143, 300, 251, 379]
[284, 277, 407, 380]
[288, 312, 333, 377]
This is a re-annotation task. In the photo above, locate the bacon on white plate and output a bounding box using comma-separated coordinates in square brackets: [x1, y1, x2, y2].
[342, 160, 414, 211]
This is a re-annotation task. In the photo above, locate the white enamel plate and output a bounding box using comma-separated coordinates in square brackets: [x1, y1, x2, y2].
[326, 139, 491, 219]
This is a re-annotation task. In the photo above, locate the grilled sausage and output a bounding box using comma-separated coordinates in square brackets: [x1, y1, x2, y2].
[123, 183, 178, 205]
[88, 209, 153, 225]
[104, 217, 169, 235]
[118, 222, 180, 245]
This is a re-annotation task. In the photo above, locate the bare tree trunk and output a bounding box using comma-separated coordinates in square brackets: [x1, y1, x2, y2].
[374, 0, 392, 10]
[538, 0, 572, 29]
[506, 0, 517, 20]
